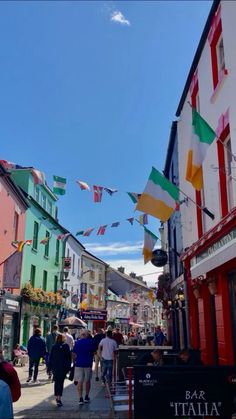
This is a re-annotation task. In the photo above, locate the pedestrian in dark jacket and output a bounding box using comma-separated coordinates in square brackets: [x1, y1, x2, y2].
[48, 333, 71, 407]
[27, 328, 46, 383]
[46, 325, 59, 379]
[154, 326, 165, 346]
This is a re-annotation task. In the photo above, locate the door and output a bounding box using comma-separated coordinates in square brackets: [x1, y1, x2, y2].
[228, 271, 236, 363]
[1, 313, 14, 361]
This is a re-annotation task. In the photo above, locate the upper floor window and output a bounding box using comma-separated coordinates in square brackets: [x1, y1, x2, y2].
[224, 137, 234, 211]
[47, 200, 53, 215]
[41, 194, 47, 210]
[55, 239, 60, 265]
[42, 270, 47, 291]
[32, 221, 39, 250]
[72, 254, 75, 274]
[34, 187, 40, 203]
[30, 264, 36, 288]
[217, 37, 225, 73]
[208, 7, 227, 90]
[13, 212, 19, 242]
[44, 231, 50, 258]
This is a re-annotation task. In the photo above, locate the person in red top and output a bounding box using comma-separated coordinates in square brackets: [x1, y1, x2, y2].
[112, 328, 124, 346]
[0, 348, 21, 402]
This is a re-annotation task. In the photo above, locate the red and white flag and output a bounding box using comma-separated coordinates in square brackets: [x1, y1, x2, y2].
[97, 225, 108, 236]
[32, 169, 45, 185]
[77, 180, 90, 191]
[57, 233, 70, 241]
[83, 228, 94, 237]
[93, 185, 103, 203]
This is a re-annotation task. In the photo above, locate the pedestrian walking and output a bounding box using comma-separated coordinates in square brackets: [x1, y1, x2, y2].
[48, 333, 71, 407]
[46, 325, 59, 379]
[93, 328, 105, 381]
[63, 327, 74, 351]
[72, 329, 96, 405]
[112, 327, 124, 346]
[0, 379, 13, 419]
[154, 326, 165, 346]
[27, 328, 46, 383]
[0, 348, 21, 402]
[99, 330, 118, 385]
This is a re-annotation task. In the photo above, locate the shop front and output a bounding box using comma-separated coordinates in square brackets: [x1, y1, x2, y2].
[182, 209, 236, 365]
[0, 293, 21, 361]
[80, 310, 107, 332]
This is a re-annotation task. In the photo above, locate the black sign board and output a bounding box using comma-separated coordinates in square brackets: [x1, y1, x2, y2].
[134, 366, 236, 419]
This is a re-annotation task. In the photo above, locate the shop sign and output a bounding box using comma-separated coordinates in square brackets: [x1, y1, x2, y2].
[191, 228, 236, 267]
[3, 251, 22, 289]
[116, 318, 129, 324]
[3, 298, 20, 312]
[81, 310, 107, 321]
[134, 366, 236, 419]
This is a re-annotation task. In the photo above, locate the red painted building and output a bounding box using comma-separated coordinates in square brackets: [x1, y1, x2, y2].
[166, 0, 236, 365]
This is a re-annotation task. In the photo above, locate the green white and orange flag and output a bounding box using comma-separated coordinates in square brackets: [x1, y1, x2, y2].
[143, 227, 158, 264]
[186, 108, 216, 191]
[136, 167, 179, 222]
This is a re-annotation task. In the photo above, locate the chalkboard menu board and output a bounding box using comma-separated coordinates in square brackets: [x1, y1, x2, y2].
[134, 366, 236, 419]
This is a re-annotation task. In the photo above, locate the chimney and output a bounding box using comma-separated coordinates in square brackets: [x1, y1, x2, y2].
[118, 266, 125, 274]
[137, 276, 143, 281]
[129, 272, 136, 278]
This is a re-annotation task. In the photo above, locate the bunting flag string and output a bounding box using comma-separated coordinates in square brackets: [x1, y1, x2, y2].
[104, 187, 118, 196]
[111, 222, 120, 228]
[77, 181, 90, 191]
[97, 225, 108, 236]
[127, 217, 134, 225]
[11, 240, 32, 252]
[93, 185, 103, 203]
[127, 192, 141, 204]
[139, 214, 148, 225]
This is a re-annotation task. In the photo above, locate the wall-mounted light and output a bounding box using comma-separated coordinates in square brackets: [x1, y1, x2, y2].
[177, 288, 185, 301]
[207, 277, 217, 296]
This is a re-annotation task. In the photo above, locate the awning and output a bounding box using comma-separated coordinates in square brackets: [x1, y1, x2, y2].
[129, 321, 144, 328]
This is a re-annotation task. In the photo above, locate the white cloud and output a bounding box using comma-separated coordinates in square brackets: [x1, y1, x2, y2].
[84, 241, 142, 256]
[111, 10, 130, 26]
[106, 258, 163, 287]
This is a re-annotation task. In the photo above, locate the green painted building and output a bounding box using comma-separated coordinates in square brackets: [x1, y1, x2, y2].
[10, 169, 68, 344]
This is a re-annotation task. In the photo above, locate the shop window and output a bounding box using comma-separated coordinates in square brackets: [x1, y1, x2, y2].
[44, 231, 50, 258]
[42, 270, 47, 291]
[32, 221, 39, 250]
[13, 212, 19, 242]
[30, 265, 36, 288]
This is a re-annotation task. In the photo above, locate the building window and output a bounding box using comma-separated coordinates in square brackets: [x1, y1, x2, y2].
[67, 248, 70, 258]
[44, 231, 50, 258]
[13, 212, 19, 242]
[34, 187, 40, 203]
[54, 275, 58, 293]
[32, 221, 39, 250]
[77, 258, 81, 278]
[43, 270, 47, 291]
[208, 7, 226, 90]
[224, 137, 234, 210]
[55, 239, 60, 265]
[217, 37, 225, 73]
[41, 193, 47, 210]
[30, 265, 36, 288]
[72, 254, 75, 274]
[90, 270, 95, 280]
[47, 200, 52, 215]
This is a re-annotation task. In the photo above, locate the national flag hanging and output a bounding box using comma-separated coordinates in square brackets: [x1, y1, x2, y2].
[76, 231, 84, 236]
[111, 222, 120, 228]
[139, 214, 148, 225]
[127, 192, 141, 204]
[143, 227, 158, 264]
[31, 169, 45, 185]
[40, 237, 50, 245]
[186, 108, 216, 191]
[57, 233, 70, 240]
[127, 217, 134, 225]
[53, 175, 67, 195]
[83, 228, 94, 237]
[136, 167, 179, 222]
[104, 187, 118, 196]
[93, 185, 103, 202]
[97, 225, 108, 236]
[17, 241, 25, 252]
[77, 181, 90, 191]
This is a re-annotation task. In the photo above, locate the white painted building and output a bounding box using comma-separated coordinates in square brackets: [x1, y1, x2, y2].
[63, 235, 84, 311]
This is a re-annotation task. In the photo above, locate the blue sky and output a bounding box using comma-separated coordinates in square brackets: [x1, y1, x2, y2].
[0, 1, 212, 285]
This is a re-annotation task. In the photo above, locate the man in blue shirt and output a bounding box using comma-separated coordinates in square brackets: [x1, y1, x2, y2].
[154, 326, 165, 346]
[72, 329, 96, 405]
[0, 379, 13, 419]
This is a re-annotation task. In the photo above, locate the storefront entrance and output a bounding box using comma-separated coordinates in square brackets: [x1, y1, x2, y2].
[228, 270, 236, 363]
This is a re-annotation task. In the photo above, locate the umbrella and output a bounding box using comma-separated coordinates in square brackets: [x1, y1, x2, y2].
[59, 316, 87, 328]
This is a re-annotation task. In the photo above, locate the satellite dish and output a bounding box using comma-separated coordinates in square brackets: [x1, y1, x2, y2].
[151, 249, 168, 267]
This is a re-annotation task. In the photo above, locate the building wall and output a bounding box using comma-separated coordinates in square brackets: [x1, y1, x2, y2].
[81, 253, 106, 311]
[0, 175, 27, 292]
[64, 236, 83, 309]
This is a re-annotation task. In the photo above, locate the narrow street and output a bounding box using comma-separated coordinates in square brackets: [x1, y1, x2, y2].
[14, 364, 112, 419]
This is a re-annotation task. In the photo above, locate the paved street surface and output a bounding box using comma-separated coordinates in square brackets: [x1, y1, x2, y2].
[14, 364, 114, 419]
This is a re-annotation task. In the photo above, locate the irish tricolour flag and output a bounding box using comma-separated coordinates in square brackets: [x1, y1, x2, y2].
[185, 108, 216, 191]
[53, 175, 66, 195]
[136, 167, 179, 222]
[143, 227, 158, 264]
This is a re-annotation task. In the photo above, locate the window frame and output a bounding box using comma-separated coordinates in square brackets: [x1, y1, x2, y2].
[30, 265, 36, 288]
[13, 211, 19, 242]
[44, 231, 50, 258]
[42, 270, 47, 291]
[32, 221, 39, 251]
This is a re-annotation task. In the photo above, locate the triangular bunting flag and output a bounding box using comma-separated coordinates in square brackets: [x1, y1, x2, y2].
[111, 222, 120, 228]
[40, 237, 50, 245]
[104, 187, 118, 196]
[97, 225, 108, 236]
[76, 231, 84, 236]
[77, 181, 90, 191]
[93, 185, 103, 203]
[83, 228, 94, 237]
[53, 175, 66, 195]
[127, 192, 141, 204]
[136, 167, 179, 222]
[57, 233, 70, 240]
[143, 227, 158, 264]
[139, 214, 148, 225]
[127, 217, 134, 225]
